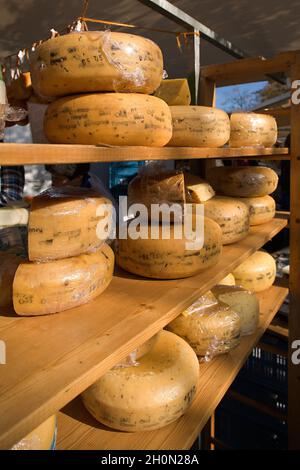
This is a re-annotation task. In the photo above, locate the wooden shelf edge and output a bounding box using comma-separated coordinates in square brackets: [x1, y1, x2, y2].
[0, 218, 287, 450]
[57, 286, 288, 450]
[0, 143, 289, 165]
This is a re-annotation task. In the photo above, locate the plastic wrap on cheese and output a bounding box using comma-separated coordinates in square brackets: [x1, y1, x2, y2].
[30, 30, 164, 98]
[28, 186, 114, 262]
[167, 292, 241, 360]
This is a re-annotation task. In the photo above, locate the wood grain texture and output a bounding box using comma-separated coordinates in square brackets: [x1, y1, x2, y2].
[0, 218, 286, 449]
[57, 286, 288, 450]
[0, 143, 289, 166]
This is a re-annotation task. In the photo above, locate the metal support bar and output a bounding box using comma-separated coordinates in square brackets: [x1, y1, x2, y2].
[138, 0, 248, 59]
[194, 29, 200, 104]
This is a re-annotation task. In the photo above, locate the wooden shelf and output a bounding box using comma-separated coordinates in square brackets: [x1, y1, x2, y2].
[0, 143, 289, 165]
[0, 218, 287, 450]
[56, 286, 288, 450]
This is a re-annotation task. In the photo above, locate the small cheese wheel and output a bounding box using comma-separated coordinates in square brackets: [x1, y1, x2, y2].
[11, 415, 57, 450]
[207, 166, 278, 197]
[238, 195, 276, 225]
[44, 93, 172, 147]
[212, 285, 259, 335]
[0, 253, 22, 307]
[0, 205, 28, 227]
[154, 78, 191, 105]
[115, 334, 159, 367]
[230, 112, 277, 147]
[167, 295, 241, 357]
[233, 251, 276, 292]
[13, 243, 114, 315]
[30, 31, 163, 97]
[204, 196, 250, 245]
[168, 106, 230, 147]
[82, 330, 199, 431]
[115, 217, 222, 279]
[28, 186, 113, 261]
[218, 273, 235, 286]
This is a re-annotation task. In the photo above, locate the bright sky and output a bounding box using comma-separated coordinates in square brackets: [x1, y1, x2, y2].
[216, 81, 267, 112]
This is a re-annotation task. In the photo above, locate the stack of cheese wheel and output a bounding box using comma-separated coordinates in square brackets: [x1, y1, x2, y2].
[167, 291, 241, 358]
[12, 187, 115, 316]
[229, 112, 278, 148]
[30, 31, 172, 146]
[82, 330, 199, 431]
[232, 251, 276, 293]
[207, 165, 278, 226]
[11, 415, 57, 450]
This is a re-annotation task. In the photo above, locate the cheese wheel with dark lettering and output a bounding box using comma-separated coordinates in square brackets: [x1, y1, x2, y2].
[238, 195, 276, 225]
[30, 31, 163, 96]
[232, 251, 276, 292]
[230, 113, 277, 147]
[44, 93, 172, 146]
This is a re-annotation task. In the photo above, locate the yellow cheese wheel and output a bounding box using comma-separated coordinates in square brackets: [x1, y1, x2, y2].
[233, 251, 276, 292]
[11, 415, 57, 450]
[30, 31, 163, 96]
[154, 78, 191, 105]
[218, 273, 235, 286]
[28, 186, 113, 262]
[44, 93, 172, 146]
[168, 106, 230, 147]
[81, 330, 199, 431]
[204, 196, 249, 245]
[13, 243, 114, 316]
[115, 217, 222, 279]
[230, 112, 277, 147]
[167, 294, 241, 357]
[207, 166, 278, 197]
[212, 285, 259, 335]
[0, 253, 22, 307]
[238, 195, 276, 225]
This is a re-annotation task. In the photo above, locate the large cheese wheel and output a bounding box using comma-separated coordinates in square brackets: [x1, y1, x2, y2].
[30, 31, 163, 97]
[230, 113, 277, 147]
[212, 285, 259, 335]
[218, 273, 235, 286]
[207, 166, 278, 197]
[44, 93, 172, 146]
[11, 415, 57, 450]
[81, 330, 199, 431]
[13, 244, 114, 315]
[28, 187, 113, 262]
[168, 106, 230, 147]
[0, 253, 22, 307]
[204, 196, 249, 245]
[115, 217, 222, 279]
[167, 293, 241, 357]
[0, 205, 28, 227]
[154, 78, 191, 105]
[233, 251, 276, 292]
[238, 195, 276, 225]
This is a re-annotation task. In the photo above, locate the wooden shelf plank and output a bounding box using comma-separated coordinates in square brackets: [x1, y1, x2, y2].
[0, 143, 289, 165]
[0, 218, 287, 450]
[57, 286, 288, 450]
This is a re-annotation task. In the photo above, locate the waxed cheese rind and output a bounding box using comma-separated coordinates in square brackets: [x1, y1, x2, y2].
[44, 93, 172, 147]
[230, 112, 277, 148]
[237, 195, 276, 225]
[81, 330, 199, 431]
[232, 250, 276, 293]
[30, 31, 163, 97]
[13, 243, 114, 316]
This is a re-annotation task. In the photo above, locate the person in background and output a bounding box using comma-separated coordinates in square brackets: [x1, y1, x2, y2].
[0, 165, 24, 206]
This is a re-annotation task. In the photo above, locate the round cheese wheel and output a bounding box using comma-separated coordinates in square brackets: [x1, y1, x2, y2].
[28, 187, 113, 262]
[44, 93, 172, 146]
[115, 217, 222, 279]
[167, 294, 241, 357]
[0, 253, 22, 308]
[81, 330, 199, 431]
[30, 31, 163, 97]
[212, 285, 259, 335]
[13, 243, 114, 316]
[230, 112, 277, 147]
[115, 334, 159, 367]
[238, 195, 276, 225]
[233, 251, 276, 292]
[11, 415, 57, 450]
[168, 106, 230, 147]
[204, 196, 250, 245]
[218, 273, 235, 286]
[207, 166, 278, 197]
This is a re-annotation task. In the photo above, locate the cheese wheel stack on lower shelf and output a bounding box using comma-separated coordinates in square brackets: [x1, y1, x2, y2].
[12, 187, 115, 316]
[30, 31, 173, 147]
